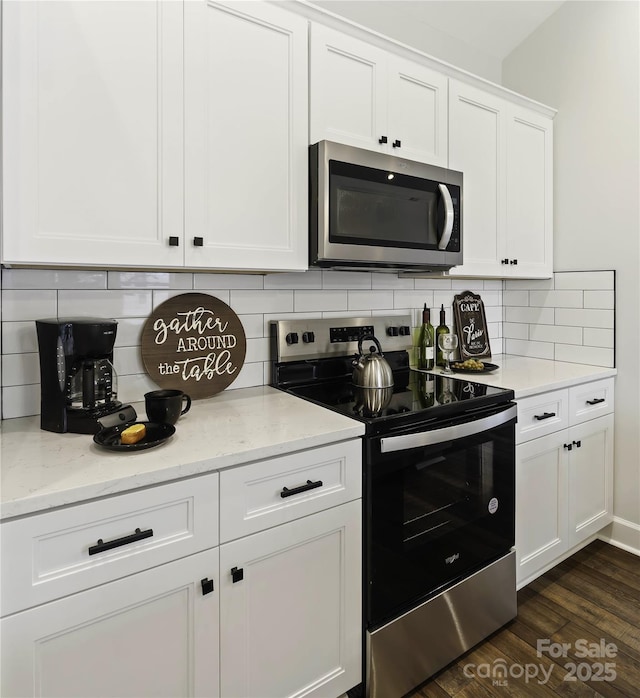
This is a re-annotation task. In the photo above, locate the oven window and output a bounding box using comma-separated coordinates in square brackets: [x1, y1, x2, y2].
[329, 160, 441, 249]
[367, 418, 515, 627]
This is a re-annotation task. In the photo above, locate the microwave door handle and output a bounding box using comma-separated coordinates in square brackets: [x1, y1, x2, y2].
[437, 183, 454, 250]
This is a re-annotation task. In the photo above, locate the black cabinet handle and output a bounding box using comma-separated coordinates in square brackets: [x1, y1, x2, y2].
[88, 527, 153, 556]
[378, 136, 388, 144]
[501, 258, 509, 265]
[510, 259, 518, 265]
[193, 237, 204, 247]
[572, 440, 582, 448]
[231, 566, 244, 583]
[392, 139, 401, 148]
[533, 412, 556, 421]
[564, 443, 573, 451]
[168, 236, 180, 247]
[280, 479, 323, 498]
[586, 398, 605, 405]
[201, 578, 215, 595]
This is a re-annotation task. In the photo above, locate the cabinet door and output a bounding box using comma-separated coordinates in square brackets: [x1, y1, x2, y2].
[505, 106, 553, 277]
[185, 1, 308, 271]
[309, 23, 388, 150]
[448, 80, 507, 277]
[2, 0, 184, 268]
[515, 431, 568, 588]
[568, 414, 614, 547]
[387, 57, 448, 166]
[1, 549, 220, 698]
[219, 500, 362, 698]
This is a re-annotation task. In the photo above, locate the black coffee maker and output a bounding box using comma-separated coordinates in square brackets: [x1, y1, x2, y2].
[36, 318, 132, 434]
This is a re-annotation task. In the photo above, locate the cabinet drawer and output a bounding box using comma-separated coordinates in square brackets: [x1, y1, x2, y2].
[219, 440, 362, 543]
[1, 473, 219, 616]
[516, 389, 568, 444]
[569, 378, 615, 425]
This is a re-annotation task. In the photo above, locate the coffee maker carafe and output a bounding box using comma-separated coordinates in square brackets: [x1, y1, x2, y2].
[36, 318, 129, 433]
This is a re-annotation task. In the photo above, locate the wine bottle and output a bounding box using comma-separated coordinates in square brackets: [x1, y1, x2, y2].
[418, 303, 435, 370]
[436, 304, 450, 367]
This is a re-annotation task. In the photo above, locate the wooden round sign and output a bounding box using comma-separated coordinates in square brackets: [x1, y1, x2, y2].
[141, 293, 246, 399]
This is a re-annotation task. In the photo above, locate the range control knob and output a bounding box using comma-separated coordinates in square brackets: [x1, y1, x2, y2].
[399, 326, 411, 336]
[285, 332, 299, 345]
[302, 331, 315, 344]
[387, 326, 399, 337]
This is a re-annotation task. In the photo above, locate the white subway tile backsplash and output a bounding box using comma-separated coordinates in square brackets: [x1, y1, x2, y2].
[505, 278, 554, 290]
[231, 361, 265, 390]
[529, 290, 583, 308]
[322, 270, 372, 289]
[393, 291, 434, 311]
[114, 318, 146, 347]
[554, 271, 614, 290]
[108, 271, 193, 290]
[2, 384, 40, 420]
[555, 344, 614, 367]
[584, 290, 615, 309]
[503, 290, 529, 306]
[583, 328, 615, 349]
[529, 324, 583, 345]
[2, 290, 57, 321]
[230, 290, 294, 315]
[2, 268, 107, 290]
[113, 346, 145, 377]
[245, 337, 270, 364]
[505, 338, 555, 360]
[505, 306, 555, 325]
[479, 291, 502, 307]
[484, 306, 502, 324]
[2, 321, 39, 354]
[503, 323, 529, 340]
[482, 280, 503, 290]
[264, 270, 322, 289]
[348, 290, 394, 311]
[555, 308, 614, 329]
[1, 352, 40, 387]
[238, 314, 267, 339]
[294, 290, 347, 313]
[153, 289, 230, 308]
[58, 290, 152, 318]
[371, 273, 415, 289]
[413, 277, 452, 290]
[194, 273, 264, 290]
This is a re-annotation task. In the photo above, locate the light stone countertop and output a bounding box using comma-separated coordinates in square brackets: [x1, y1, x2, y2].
[436, 354, 616, 398]
[0, 385, 365, 521]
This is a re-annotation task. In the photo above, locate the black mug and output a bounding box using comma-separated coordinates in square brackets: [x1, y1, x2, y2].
[144, 389, 191, 425]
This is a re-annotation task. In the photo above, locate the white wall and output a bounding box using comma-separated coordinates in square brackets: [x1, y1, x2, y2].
[503, 0, 640, 549]
[309, 0, 502, 82]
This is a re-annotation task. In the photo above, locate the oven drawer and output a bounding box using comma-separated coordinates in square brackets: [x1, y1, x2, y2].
[1, 473, 219, 616]
[516, 389, 569, 444]
[219, 440, 362, 543]
[569, 378, 615, 425]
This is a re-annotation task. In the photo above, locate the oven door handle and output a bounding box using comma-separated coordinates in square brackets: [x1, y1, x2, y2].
[380, 404, 517, 453]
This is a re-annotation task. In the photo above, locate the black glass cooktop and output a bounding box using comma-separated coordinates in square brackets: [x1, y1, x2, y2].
[284, 368, 514, 433]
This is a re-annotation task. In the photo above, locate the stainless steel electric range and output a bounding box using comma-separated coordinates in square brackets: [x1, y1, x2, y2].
[271, 315, 517, 698]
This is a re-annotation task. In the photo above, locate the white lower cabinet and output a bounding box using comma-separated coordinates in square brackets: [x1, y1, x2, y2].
[220, 500, 362, 698]
[515, 379, 615, 588]
[1, 548, 220, 698]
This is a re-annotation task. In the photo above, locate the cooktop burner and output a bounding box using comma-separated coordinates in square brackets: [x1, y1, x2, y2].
[271, 315, 514, 434]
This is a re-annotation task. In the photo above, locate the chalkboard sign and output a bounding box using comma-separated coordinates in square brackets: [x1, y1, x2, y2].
[141, 293, 246, 399]
[452, 291, 492, 360]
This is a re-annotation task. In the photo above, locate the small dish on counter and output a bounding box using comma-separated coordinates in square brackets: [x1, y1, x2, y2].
[451, 361, 500, 375]
[93, 422, 175, 452]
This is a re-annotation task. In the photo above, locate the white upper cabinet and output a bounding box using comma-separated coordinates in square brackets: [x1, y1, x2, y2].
[2, 0, 308, 272]
[2, 0, 184, 268]
[310, 24, 448, 167]
[448, 79, 553, 279]
[184, 1, 308, 271]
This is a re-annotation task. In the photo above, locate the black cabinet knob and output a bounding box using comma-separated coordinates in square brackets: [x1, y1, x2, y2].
[231, 567, 244, 583]
[378, 136, 388, 144]
[168, 236, 180, 247]
[510, 259, 518, 265]
[501, 258, 509, 265]
[201, 578, 215, 595]
[193, 237, 204, 247]
[392, 139, 401, 148]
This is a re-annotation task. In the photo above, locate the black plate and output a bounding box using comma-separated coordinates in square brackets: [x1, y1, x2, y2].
[93, 422, 175, 452]
[451, 362, 499, 374]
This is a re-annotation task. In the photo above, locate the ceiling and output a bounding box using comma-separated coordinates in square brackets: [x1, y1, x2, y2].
[310, 1, 565, 60]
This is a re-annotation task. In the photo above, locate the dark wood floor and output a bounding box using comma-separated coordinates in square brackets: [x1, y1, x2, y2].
[408, 540, 640, 697]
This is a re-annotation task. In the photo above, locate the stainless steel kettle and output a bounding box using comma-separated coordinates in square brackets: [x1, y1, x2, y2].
[352, 335, 394, 389]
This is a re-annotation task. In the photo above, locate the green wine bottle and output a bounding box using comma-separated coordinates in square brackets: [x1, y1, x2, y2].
[436, 304, 450, 367]
[418, 303, 434, 370]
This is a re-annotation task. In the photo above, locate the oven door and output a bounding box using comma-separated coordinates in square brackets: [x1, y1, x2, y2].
[365, 403, 516, 629]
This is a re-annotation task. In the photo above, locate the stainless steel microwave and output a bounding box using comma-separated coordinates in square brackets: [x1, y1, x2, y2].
[309, 140, 463, 272]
